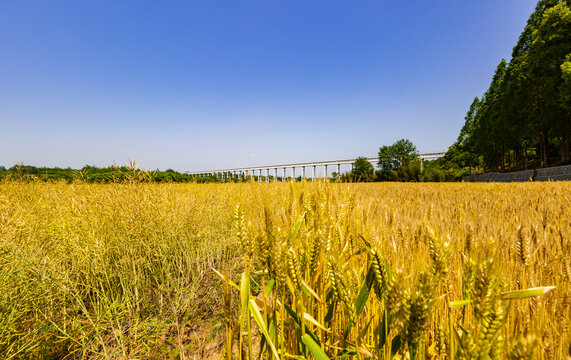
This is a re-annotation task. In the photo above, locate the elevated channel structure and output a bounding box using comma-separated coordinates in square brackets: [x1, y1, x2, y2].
[186, 152, 446, 182]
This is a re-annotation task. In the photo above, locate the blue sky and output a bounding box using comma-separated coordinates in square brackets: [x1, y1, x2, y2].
[0, 0, 537, 172]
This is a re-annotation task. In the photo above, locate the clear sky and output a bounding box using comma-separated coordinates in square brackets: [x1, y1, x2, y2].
[0, 0, 537, 172]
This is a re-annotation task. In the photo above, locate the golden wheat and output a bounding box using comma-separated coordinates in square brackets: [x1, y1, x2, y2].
[1, 180, 570, 359]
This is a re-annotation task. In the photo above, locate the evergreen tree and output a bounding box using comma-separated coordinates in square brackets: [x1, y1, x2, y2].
[445, 0, 571, 170]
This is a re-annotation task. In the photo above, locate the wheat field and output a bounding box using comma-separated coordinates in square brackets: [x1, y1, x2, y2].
[0, 180, 569, 359]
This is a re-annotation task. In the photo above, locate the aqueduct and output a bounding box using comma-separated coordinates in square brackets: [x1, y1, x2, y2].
[186, 153, 446, 182]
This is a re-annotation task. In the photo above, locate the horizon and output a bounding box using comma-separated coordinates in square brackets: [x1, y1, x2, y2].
[1, 1, 537, 172]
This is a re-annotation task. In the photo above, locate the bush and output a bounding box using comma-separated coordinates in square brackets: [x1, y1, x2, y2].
[423, 167, 445, 182]
[398, 160, 422, 182]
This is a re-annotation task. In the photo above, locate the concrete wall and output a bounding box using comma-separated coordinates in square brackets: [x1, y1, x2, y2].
[462, 164, 571, 182]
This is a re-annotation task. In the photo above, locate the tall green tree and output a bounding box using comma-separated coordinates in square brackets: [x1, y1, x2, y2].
[378, 139, 418, 170]
[562, 53, 571, 108]
[528, 1, 571, 162]
[352, 157, 375, 182]
[446, 97, 482, 172]
[377, 139, 419, 179]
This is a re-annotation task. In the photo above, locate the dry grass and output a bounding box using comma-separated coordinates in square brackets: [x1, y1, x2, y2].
[0, 181, 244, 359]
[0, 180, 569, 359]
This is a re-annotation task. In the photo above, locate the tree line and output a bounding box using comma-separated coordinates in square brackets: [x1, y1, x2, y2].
[444, 0, 571, 172]
[0, 163, 206, 183]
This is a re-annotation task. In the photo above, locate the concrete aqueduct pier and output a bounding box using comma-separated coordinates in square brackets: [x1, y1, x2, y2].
[186, 153, 445, 182]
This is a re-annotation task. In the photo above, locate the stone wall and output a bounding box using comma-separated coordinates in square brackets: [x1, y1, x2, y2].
[462, 164, 571, 182]
[535, 164, 571, 181]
